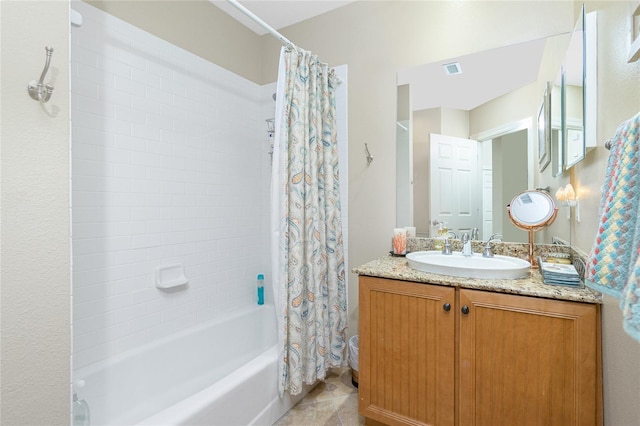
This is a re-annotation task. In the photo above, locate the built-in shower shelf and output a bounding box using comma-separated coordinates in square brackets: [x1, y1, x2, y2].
[155, 264, 188, 290]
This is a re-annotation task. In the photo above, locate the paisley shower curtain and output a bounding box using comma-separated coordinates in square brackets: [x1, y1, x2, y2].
[270, 46, 348, 396]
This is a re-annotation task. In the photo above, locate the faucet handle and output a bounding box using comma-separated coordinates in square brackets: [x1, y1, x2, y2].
[461, 232, 469, 243]
[483, 234, 502, 257]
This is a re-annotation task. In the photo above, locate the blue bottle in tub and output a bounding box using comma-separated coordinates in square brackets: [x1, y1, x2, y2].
[257, 274, 264, 305]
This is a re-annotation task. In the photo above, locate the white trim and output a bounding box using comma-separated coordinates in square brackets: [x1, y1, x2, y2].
[470, 118, 531, 142]
[470, 118, 534, 189]
[628, 2, 640, 62]
[585, 10, 598, 150]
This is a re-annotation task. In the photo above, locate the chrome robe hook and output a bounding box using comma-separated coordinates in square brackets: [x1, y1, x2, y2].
[364, 143, 373, 165]
[27, 46, 54, 103]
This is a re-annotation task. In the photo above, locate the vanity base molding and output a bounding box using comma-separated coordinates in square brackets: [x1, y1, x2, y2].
[358, 276, 603, 426]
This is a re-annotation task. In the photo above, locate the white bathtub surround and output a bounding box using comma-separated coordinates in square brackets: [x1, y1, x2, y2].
[271, 47, 348, 396]
[71, 1, 270, 369]
[75, 305, 302, 425]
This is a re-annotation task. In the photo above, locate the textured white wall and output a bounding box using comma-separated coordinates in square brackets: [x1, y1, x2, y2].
[85, 0, 263, 83]
[0, 1, 71, 425]
[71, 2, 270, 369]
[574, 3, 640, 426]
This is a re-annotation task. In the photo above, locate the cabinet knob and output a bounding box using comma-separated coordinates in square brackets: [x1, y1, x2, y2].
[461, 305, 470, 315]
[443, 303, 451, 312]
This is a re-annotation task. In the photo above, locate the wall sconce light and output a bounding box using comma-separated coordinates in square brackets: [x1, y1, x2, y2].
[555, 183, 580, 222]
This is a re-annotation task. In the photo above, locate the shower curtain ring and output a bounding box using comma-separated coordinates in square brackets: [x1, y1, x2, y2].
[285, 42, 296, 53]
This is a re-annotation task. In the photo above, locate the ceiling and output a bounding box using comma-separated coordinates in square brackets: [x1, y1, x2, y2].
[209, 0, 356, 36]
[397, 38, 549, 112]
[211, 1, 567, 112]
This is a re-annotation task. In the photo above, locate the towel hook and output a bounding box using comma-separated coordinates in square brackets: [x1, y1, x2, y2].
[27, 46, 54, 103]
[364, 143, 373, 165]
[604, 138, 614, 150]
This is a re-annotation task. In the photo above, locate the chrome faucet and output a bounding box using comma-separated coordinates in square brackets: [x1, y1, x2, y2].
[461, 232, 472, 256]
[471, 227, 479, 240]
[482, 233, 503, 258]
[442, 237, 452, 255]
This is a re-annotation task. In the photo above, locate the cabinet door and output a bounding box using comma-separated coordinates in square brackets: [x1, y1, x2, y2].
[458, 288, 600, 426]
[359, 276, 455, 426]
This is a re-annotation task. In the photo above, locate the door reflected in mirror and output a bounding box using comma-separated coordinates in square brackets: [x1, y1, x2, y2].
[429, 133, 480, 237]
[415, 127, 528, 243]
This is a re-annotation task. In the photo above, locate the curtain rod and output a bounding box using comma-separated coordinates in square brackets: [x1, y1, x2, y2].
[226, 0, 294, 47]
[226, 0, 343, 85]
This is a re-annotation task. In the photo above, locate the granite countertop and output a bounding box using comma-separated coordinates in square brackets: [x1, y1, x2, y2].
[352, 255, 602, 304]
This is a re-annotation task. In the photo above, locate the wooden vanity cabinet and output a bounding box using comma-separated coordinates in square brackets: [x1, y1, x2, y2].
[458, 288, 601, 426]
[359, 276, 602, 426]
[359, 276, 456, 426]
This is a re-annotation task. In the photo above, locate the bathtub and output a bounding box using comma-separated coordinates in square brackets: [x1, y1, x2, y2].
[74, 305, 306, 425]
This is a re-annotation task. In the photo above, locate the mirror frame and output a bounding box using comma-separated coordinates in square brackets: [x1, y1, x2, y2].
[507, 190, 558, 229]
[563, 4, 586, 170]
[551, 67, 565, 178]
[538, 82, 552, 172]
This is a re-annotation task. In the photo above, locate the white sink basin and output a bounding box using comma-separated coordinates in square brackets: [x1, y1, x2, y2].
[406, 250, 531, 280]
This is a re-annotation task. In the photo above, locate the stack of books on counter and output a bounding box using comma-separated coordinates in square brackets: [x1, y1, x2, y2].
[538, 258, 582, 287]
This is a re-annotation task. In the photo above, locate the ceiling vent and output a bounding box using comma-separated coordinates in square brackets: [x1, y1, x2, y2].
[442, 62, 462, 75]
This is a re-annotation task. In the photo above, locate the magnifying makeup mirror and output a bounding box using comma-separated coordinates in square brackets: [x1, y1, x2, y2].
[507, 190, 558, 268]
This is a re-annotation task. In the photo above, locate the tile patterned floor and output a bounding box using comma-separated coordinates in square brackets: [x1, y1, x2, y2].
[273, 368, 365, 426]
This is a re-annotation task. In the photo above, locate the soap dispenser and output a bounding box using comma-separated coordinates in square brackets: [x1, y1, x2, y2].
[434, 222, 444, 250]
[73, 393, 90, 426]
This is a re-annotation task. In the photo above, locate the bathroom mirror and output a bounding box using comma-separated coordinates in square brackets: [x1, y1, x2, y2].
[508, 190, 557, 228]
[396, 34, 571, 240]
[507, 190, 558, 268]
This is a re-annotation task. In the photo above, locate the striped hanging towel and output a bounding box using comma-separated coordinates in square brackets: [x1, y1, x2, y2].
[585, 112, 640, 342]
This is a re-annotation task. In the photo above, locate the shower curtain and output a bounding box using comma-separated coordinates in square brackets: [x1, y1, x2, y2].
[271, 46, 348, 396]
